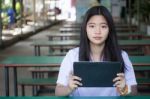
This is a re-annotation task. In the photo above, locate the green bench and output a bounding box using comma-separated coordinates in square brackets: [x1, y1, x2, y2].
[48, 52, 67, 56]
[127, 51, 144, 56]
[18, 77, 150, 96]
[18, 77, 57, 96]
[1, 56, 149, 96]
[136, 78, 150, 92]
[27, 67, 59, 96]
[134, 66, 150, 92]
[134, 66, 150, 71]
[137, 78, 150, 85]
[28, 67, 59, 73]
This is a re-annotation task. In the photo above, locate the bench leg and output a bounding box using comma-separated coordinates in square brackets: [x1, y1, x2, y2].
[21, 85, 25, 96]
[32, 72, 35, 96]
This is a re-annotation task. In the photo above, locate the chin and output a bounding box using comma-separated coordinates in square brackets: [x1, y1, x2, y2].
[94, 40, 106, 45]
[92, 42, 103, 46]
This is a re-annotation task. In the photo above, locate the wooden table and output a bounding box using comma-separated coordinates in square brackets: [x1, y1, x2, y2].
[117, 33, 143, 39]
[59, 28, 80, 33]
[47, 33, 143, 40]
[115, 24, 137, 28]
[31, 40, 150, 56]
[0, 56, 64, 96]
[47, 33, 80, 41]
[31, 40, 79, 56]
[61, 23, 137, 32]
[119, 40, 150, 55]
[130, 56, 150, 66]
[116, 27, 137, 32]
[63, 24, 81, 28]
[0, 55, 150, 96]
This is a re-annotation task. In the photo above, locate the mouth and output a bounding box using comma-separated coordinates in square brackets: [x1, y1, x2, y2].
[93, 37, 102, 40]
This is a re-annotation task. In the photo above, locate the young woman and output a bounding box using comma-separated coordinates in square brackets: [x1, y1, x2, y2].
[55, 6, 137, 96]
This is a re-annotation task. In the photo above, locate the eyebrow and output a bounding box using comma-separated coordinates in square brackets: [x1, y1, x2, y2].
[87, 22, 108, 25]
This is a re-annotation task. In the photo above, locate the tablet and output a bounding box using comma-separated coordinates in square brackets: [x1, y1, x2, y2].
[73, 61, 121, 87]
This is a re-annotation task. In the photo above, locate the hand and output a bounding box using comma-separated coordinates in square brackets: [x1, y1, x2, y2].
[113, 73, 126, 90]
[68, 72, 82, 93]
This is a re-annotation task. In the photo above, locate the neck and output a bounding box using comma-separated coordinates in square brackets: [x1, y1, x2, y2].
[90, 43, 105, 62]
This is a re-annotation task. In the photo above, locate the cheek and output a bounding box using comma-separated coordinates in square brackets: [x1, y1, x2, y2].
[103, 31, 109, 39]
[86, 29, 92, 38]
[87, 32, 91, 40]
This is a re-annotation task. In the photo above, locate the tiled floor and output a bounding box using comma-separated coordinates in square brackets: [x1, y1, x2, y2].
[0, 24, 62, 96]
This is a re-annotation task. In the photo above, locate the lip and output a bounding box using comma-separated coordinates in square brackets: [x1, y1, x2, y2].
[93, 37, 102, 40]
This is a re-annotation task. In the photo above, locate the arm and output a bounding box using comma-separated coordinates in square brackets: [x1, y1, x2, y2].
[113, 73, 138, 96]
[121, 51, 138, 95]
[55, 48, 81, 96]
[55, 84, 73, 96]
[55, 74, 82, 96]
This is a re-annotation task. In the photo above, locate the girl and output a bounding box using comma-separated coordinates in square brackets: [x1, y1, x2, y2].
[55, 6, 137, 96]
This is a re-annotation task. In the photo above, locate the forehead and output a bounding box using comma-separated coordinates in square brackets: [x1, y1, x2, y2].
[87, 15, 107, 24]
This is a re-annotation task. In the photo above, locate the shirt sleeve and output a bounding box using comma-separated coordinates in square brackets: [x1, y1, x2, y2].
[122, 51, 137, 86]
[56, 50, 74, 86]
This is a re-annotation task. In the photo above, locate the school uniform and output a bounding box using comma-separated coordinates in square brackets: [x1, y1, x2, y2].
[57, 47, 137, 96]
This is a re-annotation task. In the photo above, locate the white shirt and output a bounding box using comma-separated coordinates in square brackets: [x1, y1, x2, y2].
[56, 47, 137, 96]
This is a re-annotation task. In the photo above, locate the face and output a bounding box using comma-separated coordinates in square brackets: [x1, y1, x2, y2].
[86, 15, 109, 46]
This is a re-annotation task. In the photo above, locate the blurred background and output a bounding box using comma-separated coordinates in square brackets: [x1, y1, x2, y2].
[0, 0, 150, 96]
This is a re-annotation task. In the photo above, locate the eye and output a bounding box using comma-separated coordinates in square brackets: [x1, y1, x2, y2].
[101, 25, 108, 28]
[88, 25, 95, 28]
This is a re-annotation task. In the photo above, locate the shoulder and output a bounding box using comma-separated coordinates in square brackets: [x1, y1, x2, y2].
[59, 47, 79, 73]
[63, 47, 79, 62]
[66, 47, 79, 57]
[121, 50, 129, 59]
[121, 50, 132, 64]
[68, 47, 79, 53]
[121, 50, 131, 62]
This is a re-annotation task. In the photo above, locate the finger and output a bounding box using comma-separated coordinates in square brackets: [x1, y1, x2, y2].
[69, 84, 78, 91]
[116, 84, 124, 88]
[69, 81, 77, 90]
[70, 81, 82, 90]
[114, 81, 122, 87]
[72, 76, 82, 81]
[72, 84, 78, 89]
[69, 76, 82, 86]
[117, 73, 124, 77]
[73, 80, 82, 86]
[114, 80, 126, 89]
[113, 76, 122, 82]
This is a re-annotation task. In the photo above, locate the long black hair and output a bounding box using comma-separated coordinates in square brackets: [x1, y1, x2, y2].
[79, 6, 125, 72]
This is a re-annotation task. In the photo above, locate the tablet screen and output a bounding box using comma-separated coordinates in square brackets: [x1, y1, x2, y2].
[73, 61, 121, 87]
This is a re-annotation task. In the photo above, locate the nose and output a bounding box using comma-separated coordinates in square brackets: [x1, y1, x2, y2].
[95, 26, 101, 34]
